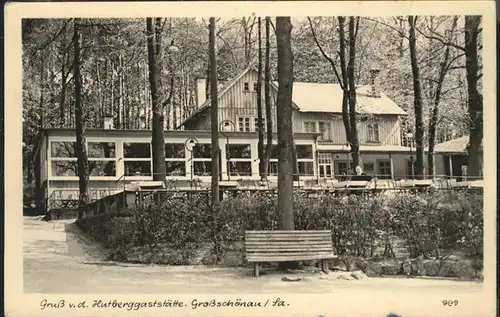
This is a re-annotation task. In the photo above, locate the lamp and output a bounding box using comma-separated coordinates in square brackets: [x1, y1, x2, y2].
[219, 120, 235, 181]
[168, 40, 179, 53]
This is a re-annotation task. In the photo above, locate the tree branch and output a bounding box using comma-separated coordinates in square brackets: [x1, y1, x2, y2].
[361, 17, 409, 39]
[415, 26, 465, 52]
[307, 17, 343, 87]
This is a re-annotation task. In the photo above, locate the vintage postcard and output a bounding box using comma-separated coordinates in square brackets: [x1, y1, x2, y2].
[4, 1, 496, 316]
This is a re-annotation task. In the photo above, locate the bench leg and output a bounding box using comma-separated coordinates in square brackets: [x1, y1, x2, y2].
[254, 263, 260, 277]
[321, 259, 329, 274]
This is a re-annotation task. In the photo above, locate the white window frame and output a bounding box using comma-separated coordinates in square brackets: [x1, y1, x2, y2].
[253, 82, 258, 92]
[377, 159, 392, 179]
[367, 122, 380, 143]
[304, 121, 316, 133]
[226, 143, 253, 177]
[318, 152, 333, 178]
[238, 116, 252, 132]
[87, 141, 117, 178]
[165, 143, 187, 177]
[123, 141, 152, 179]
[296, 144, 315, 177]
[49, 140, 78, 178]
[243, 82, 250, 92]
[192, 143, 213, 177]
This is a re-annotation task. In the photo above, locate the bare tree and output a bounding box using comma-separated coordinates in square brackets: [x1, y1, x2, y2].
[408, 16, 425, 179]
[264, 17, 273, 180]
[73, 18, 90, 219]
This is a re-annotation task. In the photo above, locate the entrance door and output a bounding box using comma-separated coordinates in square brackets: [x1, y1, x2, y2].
[318, 153, 333, 178]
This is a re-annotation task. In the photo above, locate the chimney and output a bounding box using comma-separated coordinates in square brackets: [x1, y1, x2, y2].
[370, 67, 381, 98]
[196, 78, 206, 108]
[103, 116, 114, 129]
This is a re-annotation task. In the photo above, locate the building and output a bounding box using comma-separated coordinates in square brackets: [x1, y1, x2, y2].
[434, 135, 483, 180]
[180, 66, 445, 180]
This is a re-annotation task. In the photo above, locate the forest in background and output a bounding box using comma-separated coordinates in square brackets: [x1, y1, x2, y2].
[22, 16, 482, 183]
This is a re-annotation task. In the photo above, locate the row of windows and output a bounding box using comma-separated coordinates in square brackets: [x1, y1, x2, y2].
[49, 141, 314, 177]
[237, 116, 266, 133]
[304, 121, 380, 143]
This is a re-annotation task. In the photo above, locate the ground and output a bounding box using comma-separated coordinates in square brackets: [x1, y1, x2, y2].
[21, 217, 492, 316]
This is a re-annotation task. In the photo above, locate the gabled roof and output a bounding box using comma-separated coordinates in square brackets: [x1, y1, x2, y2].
[277, 82, 407, 115]
[180, 67, 406, 128]
[434, 135, 483, 154]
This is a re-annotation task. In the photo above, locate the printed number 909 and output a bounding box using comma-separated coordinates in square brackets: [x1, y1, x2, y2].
[442, 300, 458, 306]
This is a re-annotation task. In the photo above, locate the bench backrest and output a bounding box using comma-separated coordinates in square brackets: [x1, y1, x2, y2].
[244, 230, 334, 259]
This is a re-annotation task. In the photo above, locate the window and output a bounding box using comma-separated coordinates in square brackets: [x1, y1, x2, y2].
[50, 141, 78, 176]
[267, 144, 279, 176]
[88, 142, 116, 176]
[243, 82, 250, 91]
[238, 117, 252, 132]
[253, 82, 258, 91]
[363, 162, 375, 176]
[254, 117, 266, 132]
[124, 142, 151, 176]
[367, 122, 380, 143]
[377, 160, 392, 179]
[165, 143, 186, 176]
[318, 122, 331, 141]
[193, 144, 212, 176]
[318, 153, 332, 178]
[304, 121, 316, 133]
[226, 144, 252, 176]
[296, 145, 314, 176]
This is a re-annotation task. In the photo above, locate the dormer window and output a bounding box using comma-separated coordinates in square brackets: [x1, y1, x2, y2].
[243, 82, 249, 92]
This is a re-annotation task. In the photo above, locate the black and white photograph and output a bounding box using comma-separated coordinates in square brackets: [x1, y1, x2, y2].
[5, 1, 496, 317]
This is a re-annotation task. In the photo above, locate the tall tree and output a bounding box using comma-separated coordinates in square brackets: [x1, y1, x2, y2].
[275, 17, 294, 230]
[73, 18, 90, 219]
[147, 18, 167, 182]
[209, 17, 220, 205]
[464, 16, 483, 177]
[426, 17, 459, 177]
[256, 17, 265, 179]
[264, 17, 273, 180]
[408, 16, 425, 179]
[308, 16, 361, 172]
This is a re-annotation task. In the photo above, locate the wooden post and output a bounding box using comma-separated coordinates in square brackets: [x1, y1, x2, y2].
[254, 263, 260, 277]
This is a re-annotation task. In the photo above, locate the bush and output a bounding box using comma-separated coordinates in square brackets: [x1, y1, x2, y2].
[84, 189, 483, 263]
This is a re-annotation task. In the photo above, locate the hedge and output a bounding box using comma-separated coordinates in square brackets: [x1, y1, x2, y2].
[79, 190, 483, 263]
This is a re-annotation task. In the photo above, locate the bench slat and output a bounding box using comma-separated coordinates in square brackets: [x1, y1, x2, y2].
[245, 233, 332, 239]
[246, 246, 333, 252]
[247, 254, 336, 262]
[245, 241, 333, 247]
[246, 230, 332, 234]
[247, 251, 335, 256]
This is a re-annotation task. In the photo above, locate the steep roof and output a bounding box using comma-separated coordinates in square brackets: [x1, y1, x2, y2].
[276, 82, 407, 115]
[434, 135, 483, 154]
[180, 67, 406, 128]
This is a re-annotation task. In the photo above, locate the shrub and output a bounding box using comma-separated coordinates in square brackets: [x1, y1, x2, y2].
[84, 189, 483, 262]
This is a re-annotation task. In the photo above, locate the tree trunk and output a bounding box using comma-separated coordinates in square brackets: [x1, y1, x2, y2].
[338, 17, 352, 151]
[118, 53, 123, 129]
[427, 17, 456, 178]
[256, 17, 265, 179]
[73, 18, 90, 220]
[408, 16, 425, 179]
[465, 16, 483, 178]
[59, 62, 68, 128]
[276, 17, 294, 230]
[264, 17, 273, 180]
[147, 18, 166, 182]
[276, 16, 297, 270]
[347, 17, 360, 171]
[209, 17, 220, 205]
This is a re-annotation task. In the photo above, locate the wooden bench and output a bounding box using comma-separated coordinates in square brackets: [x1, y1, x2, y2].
[244, 230, 336, 277]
